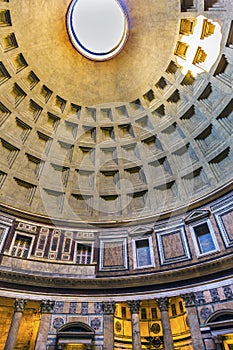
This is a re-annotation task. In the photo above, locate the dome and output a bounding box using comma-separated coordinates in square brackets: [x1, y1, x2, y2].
[0, 0, 232, 225]
[0, 1, 233, 349]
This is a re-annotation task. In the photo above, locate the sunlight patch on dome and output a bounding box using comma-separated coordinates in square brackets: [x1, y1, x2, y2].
[176, 15, 222, 76]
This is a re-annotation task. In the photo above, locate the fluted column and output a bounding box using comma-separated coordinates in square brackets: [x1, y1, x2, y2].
[4, 298, 27, 350]
[181, 293, 205, 350]
[35, 300, 55, 350]
[102, 301, 116, 350]
[128, 300, 142, 350]
[156, 297, 174, 350]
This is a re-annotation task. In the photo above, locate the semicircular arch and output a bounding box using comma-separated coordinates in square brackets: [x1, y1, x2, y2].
[205, 309, 233, 325]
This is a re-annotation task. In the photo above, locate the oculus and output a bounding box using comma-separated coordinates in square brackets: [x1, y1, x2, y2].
[67, 0, 129, 61]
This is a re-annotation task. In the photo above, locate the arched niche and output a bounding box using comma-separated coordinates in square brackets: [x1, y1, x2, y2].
[205, 310, 233, 350]
[57, 322, 95, 350]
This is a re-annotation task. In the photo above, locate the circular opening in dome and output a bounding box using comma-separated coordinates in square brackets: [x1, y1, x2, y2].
[67, 0, 129, 61]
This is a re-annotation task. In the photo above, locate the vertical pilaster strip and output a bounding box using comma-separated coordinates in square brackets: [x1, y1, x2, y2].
[35, 300, 55, 350]
[102, 301, 116, 350]
[156, 297, 174, 350]
[181, 293, 205, 350]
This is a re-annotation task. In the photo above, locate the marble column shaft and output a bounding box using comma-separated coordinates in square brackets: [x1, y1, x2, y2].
[35, 300, 55, 350]
[156, 297, 174, 350]
[128, 300, 142, 350]
[4, 299, 27, 350]
[181, 293, 205, 350]
[102, 301, 116, 350]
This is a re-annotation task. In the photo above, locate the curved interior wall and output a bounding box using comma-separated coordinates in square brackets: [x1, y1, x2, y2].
[0, 190, 232, 295]
[0, 191, 233, 349]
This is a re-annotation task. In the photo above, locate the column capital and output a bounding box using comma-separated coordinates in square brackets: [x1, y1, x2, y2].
[102, 301, 116, 314]
[40, 300, 55, 314]
[128, 300, 141, 314]
[14, 299, 27, 312]
[156, 297, 169, 312]
[181, 292, 196, 307]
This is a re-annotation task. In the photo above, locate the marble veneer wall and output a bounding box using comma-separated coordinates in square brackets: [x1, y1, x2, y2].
[0, 191, 232, 283]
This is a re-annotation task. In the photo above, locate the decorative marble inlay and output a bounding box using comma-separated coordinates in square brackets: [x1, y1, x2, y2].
[53, 317, 64, 329]
[200, 307, 211, 320]
[223, 286, 233, 300]
[181, 293, 197, 307]
[195, 291, 206, 305]
[94, 302, 103, 314]
[81, 302, 88, 314]
[69, 302, 77, 314]
[90, 317, 101, 330]
[210, 288, 220, 302]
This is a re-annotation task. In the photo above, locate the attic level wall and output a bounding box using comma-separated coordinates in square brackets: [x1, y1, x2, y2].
[1, 191, 233, 281]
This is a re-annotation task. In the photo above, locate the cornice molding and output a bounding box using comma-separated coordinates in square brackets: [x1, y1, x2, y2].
[0, 254, 232, 294]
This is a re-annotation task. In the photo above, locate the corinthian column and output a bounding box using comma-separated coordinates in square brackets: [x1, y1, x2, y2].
[181, 293, 205, 350]
[156, 297, 174, 350]
[4, 298, 27, 350]
[102, 301, 116, 350]
[128, 300, 142, 350]
[35, 300, 55, 350]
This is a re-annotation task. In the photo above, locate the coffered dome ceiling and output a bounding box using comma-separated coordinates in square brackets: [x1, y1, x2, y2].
[0, 0, 233, 225]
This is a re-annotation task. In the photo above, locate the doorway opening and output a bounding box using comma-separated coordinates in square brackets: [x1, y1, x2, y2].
[57, 322, 94, 350]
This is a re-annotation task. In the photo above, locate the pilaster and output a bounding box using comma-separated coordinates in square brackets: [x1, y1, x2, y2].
[103, 301, 116, 350]
[35, 300, 55, 350]
[181, 293, 205, 350]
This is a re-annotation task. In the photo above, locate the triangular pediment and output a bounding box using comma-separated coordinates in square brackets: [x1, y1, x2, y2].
[185, 209, 210, 223]
[128, 225, 153, 237]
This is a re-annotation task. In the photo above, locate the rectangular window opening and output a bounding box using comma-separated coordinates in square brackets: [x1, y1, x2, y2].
[136, 238, 152, 267]
[141, 308, 147, 320]
[122, 306, 126, 318]
[194, 223, 216, 254]
[76, 243, 92, 264]
[171, 304, 177, 317]
[11, 234, 32, 258]
[179, 301, 184, 314]
[151, 307, 158, 320]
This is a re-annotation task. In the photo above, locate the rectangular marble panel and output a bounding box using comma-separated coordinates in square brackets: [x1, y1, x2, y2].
[219, 211, 233, 242]
[156, 226, 191, 265]
[103, 241, 124, 267]
[99, 237, 128, 271]
[213, 203, 233, 247]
